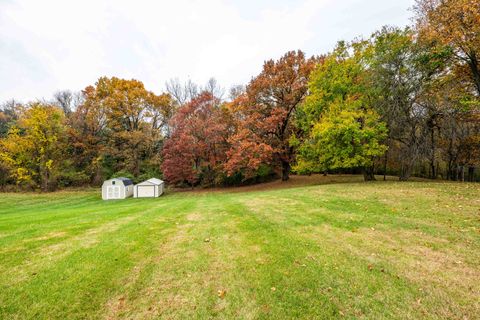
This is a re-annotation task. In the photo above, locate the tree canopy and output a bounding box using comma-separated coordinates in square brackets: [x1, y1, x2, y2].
[1, 1, 479, 190]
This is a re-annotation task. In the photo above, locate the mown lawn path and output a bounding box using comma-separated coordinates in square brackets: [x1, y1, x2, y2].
[0, 179, 479, 319]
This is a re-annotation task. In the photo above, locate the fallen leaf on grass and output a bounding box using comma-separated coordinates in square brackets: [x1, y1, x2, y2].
[217, 289, 226, 299]
[295, 260, 307, 267]
[368, 264, 374, 271]
[117, 296, 126, 310]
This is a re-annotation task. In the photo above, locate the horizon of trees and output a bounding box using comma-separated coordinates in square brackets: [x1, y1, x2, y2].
[1, 0, 479, 191]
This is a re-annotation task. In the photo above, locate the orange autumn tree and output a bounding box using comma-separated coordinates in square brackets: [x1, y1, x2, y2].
[162, 92, 233, 186]
[415, 0, 480, 96]
[78, 77, 174, 178]
[225, 50, 319, 181]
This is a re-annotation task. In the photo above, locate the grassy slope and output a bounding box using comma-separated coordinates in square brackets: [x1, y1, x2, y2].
[0, 176, 479, 319]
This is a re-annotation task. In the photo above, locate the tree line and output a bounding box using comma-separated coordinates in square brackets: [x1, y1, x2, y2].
[0, 0, 479, 191]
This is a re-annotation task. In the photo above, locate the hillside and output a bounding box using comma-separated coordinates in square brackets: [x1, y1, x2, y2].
[0, 176, 479, 319]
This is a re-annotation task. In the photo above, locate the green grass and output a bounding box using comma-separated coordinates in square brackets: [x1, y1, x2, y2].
[0, 175, 479, 319]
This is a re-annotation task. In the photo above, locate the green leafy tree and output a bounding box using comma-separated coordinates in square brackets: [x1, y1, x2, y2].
[296, 42, 387, 180]
[369, 27, 453, 180]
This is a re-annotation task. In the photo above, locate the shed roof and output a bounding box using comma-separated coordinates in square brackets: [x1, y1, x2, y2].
[147, 178, 164, 185]
[136, 178, 164, 186]
[105, 177, 133, 186]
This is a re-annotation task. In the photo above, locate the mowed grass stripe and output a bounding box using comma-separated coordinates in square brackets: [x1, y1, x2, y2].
[0, 197, 167, 256]
[227, 195, 421, 319]
[1, 196, 198, 319]
[0, 195, 193, 269]
[229, 184, 479, 319]
[0, 177, 478, 319]
[100, 195, 260, 319]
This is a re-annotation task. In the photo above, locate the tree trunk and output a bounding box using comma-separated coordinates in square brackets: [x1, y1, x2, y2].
[399, 162, 412, 181]
[383, 151, 388, 181]
[430, 161, 436, 179]
[281, 160, 290, 181]
[447, 160, 455, 181]
[40, 167, 49, 192]
[133, 152, 140, 177]
[458, 165, 465, 182]
[467, 52, 480, 97]
[93, 164, 103, 185]
[363, 166, 376, 181]
[468, 166, 475, 182]
[430, 126, 436, 179]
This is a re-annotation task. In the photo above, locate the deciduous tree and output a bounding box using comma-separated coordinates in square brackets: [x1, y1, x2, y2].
[296, 43, 388, 181]
[162, 92, 232, 186]
[0, 103, 68, 191]
[226, 50, 318, 181]
[415, 0, 480, 96]
[81, 77, 174, 178]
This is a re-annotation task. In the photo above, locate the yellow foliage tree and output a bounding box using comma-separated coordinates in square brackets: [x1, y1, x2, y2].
[0, 103, 67, 191]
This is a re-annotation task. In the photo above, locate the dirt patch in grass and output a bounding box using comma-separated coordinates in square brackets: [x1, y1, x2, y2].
[186, 212, 203, 222]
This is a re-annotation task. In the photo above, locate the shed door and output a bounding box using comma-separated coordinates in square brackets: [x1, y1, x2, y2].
[137, 185, 155, 197]
[107, 186, 120, 199]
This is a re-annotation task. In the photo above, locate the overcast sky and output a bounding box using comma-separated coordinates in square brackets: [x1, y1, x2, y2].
[0, 0, 415, 102]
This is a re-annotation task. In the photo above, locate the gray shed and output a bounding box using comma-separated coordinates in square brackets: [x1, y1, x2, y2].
[134, 178, 164, 198]
[102, 177, 134, 200]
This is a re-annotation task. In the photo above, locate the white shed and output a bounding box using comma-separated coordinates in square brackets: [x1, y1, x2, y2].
[134, 178, 164, 198]
[102, 177, 134, 200]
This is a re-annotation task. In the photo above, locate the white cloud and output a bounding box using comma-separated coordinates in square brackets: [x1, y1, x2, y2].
[0, 0, 414, 102]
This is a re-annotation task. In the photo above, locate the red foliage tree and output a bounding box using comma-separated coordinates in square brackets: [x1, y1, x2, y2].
[225, 50, 319, 181]
[162, 92, 232, 186]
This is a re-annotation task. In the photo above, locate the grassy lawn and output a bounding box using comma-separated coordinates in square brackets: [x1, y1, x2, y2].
[0, 175, 479, 319]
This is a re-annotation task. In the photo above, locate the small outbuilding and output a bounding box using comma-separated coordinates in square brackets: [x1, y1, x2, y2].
[102, 177, 134, 200]
[134, 178, 164, 198]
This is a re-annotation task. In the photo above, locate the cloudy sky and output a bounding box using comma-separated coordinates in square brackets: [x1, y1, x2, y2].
[0, 0, 415, 102]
